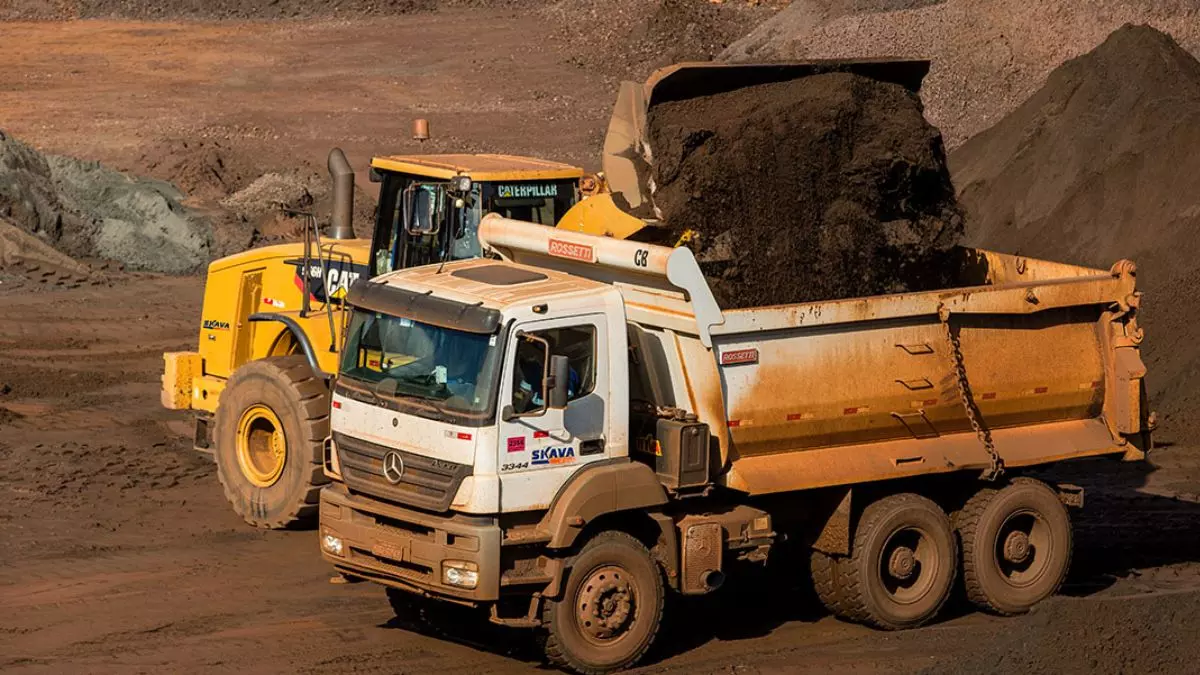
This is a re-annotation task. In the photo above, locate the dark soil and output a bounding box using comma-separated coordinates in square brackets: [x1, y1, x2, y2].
[647, 72, 963, 308]
[951, 24, 1200, 443]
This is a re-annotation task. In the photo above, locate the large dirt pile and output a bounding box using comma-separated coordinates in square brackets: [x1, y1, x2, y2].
[950, 24, 1200, 441]
[647, 72, 962, 308]
[722, 0, 1200, 148]
[0, 133, 212, 273]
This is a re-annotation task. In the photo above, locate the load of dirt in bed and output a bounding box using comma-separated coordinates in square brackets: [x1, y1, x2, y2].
[950, 24, 1200, 441]
[647, 72, 963, 308]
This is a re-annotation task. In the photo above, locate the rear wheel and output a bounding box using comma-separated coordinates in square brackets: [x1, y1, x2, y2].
[956, 478, 1072, 615]
[542, 531, 664, 675]
[833, 493, 957, 630]
[213, 355, 329, 529]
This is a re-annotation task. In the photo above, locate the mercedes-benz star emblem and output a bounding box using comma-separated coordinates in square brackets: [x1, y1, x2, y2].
[382, 451, 405, 485]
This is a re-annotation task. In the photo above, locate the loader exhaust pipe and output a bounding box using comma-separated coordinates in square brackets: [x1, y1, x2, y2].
[327, 148, 355, 240]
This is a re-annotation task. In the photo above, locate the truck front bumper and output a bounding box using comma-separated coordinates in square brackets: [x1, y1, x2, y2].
[319, 483, 502, 603]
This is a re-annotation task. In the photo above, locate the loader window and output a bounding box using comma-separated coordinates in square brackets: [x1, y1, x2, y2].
[510, 325, 596, 414]
[480, 180, 578, 227]
[340, 310, 503, 419]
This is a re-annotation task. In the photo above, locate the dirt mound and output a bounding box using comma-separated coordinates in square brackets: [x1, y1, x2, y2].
[135, 138, 258, 200]
[950, 24, 1200, 442]
[723, 1, 1200, 148]
[646, 72, 962, 308]
[546, 0, 775, 80]
[0, 133, 212, 273]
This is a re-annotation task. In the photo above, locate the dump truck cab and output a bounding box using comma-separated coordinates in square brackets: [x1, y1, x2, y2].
[162, 151, 584, 529]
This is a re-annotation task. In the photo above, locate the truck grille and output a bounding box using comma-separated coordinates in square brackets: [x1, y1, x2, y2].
[333, 432, 471, 512]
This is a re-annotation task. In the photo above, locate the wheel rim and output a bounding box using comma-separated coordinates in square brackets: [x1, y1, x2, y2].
[878, 526, 939, 605]
[575, 564, 637, 646]
[235, 404, 287, 487]
[993, 508, 1051, 588]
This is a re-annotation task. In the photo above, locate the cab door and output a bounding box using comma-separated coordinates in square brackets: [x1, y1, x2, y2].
[496, 315, 609, 512]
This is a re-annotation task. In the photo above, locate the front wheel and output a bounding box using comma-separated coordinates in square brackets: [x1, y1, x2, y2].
[213, 355, 329, 529]
[542, 531, 665, 675]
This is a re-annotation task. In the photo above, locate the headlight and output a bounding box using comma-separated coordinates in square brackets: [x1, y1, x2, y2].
[321, 532, 344, 557]
[442, 560, 479, 589]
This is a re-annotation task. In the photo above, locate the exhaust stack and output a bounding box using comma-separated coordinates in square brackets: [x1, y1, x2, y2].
[327, 148, 356, 240]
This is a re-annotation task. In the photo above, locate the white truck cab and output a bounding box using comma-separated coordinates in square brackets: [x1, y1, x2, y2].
[328, 257, 632, 516]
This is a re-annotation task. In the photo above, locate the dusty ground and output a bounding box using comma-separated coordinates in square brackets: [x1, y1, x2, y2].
[4, 8, 1200, 675]
[4, 276, 1200, 674]
[0, 15, 613, 185]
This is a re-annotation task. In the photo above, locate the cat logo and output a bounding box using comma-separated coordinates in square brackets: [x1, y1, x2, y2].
[532, 446, 576, 466]
[287, 259, 369, 305]
[202, 319, 230, 331]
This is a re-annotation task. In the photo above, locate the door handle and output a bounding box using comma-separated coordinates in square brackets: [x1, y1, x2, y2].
[579, 438, 606, 456]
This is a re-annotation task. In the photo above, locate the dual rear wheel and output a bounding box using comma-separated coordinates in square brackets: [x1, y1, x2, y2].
[813, 479, 1072, 629]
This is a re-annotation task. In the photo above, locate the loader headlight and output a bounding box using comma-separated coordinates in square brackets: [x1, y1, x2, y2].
[321, 532, 344, 557]
[442, 560, 478, 589]
[451, 175, 472, 194]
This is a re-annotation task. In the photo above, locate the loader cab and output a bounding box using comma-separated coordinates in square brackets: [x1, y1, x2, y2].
[367, 155, 583, 277]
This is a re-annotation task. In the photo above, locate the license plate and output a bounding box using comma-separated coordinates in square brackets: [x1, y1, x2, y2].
[371, 542, 409, 562]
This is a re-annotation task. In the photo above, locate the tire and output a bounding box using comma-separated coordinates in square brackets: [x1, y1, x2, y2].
[213, 355, 329, 529]
[542, 531, 665, 675]
[811, 550, 850, 615]
[837, 493, 957, 630]
[956, 478, 1072, 616]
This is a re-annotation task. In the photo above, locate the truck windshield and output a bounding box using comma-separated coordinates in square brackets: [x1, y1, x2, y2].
[340, 310, 502, 416]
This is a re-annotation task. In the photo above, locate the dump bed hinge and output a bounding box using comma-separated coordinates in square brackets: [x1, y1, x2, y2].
[939, 307, 1005, 482]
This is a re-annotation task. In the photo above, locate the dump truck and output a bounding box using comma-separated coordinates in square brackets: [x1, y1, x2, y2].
[319, 215, 1150, 673]
[162, 148, 586, 528]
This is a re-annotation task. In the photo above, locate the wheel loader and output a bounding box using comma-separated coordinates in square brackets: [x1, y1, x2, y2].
[163, 59, 931, 529]
[162, 149, 587, 527]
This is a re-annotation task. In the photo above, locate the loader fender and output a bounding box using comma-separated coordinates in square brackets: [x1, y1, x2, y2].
[248, 312, 331, 379]
[540, 459, 668, 550]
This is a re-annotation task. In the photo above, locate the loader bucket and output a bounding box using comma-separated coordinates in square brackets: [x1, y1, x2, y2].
[601, 59, 932, 217]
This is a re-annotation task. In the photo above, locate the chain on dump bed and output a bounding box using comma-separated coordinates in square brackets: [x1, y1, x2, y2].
[940, 312, 1004, 482]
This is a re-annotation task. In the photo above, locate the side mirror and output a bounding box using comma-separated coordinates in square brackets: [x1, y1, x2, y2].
[501, 404, 517, 422]
[547, 355, 570, 410]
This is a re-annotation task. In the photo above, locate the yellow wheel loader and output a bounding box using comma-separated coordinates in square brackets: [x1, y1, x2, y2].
[164, 59, 929, 530]
[162, 150, 585, 528]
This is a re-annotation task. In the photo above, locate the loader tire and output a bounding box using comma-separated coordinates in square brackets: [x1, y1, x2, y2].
[956, 478, 1072, 616]
[542, 531, 664, 675]
[836, 493, 957, 630]
[213, 355, 329, 529]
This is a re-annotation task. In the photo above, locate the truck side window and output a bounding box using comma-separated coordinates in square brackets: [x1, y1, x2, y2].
[510, 326, 596, 413]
